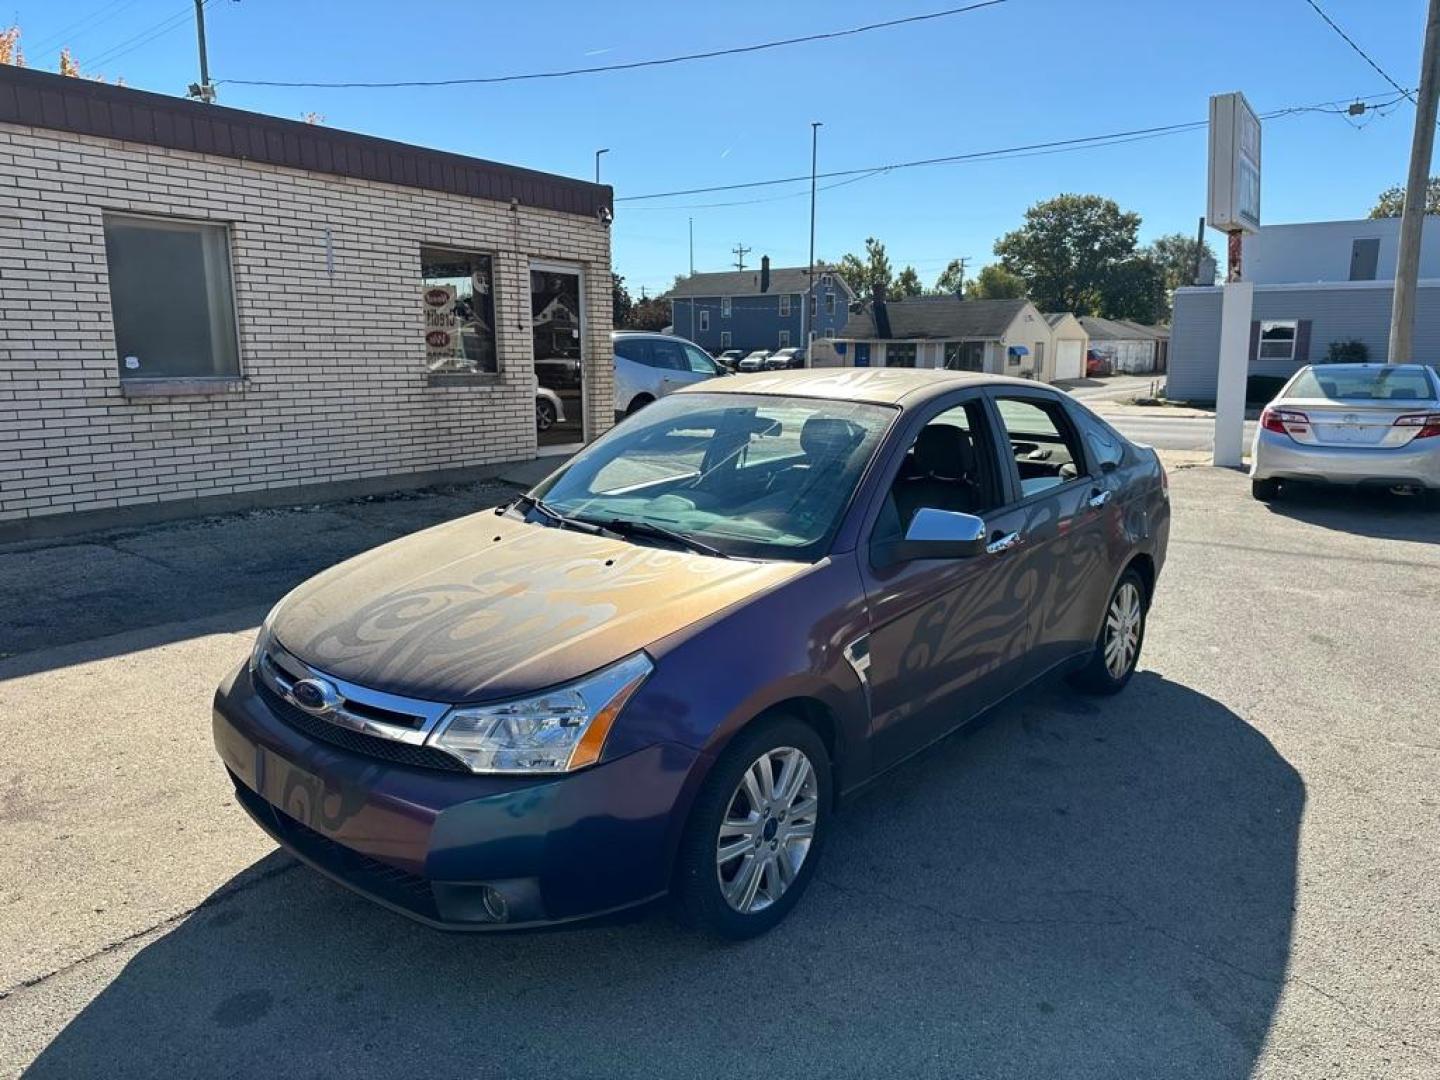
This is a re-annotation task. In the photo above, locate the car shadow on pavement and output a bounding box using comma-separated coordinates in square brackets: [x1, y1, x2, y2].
[19, 674, 1303, 1080]
[1262, 483, 1438, 541]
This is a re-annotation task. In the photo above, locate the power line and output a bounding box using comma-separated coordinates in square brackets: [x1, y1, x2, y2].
[1302, 0, 1416, 103]
[84, 0, 211, 71]
[27, 0, 143, 60]
[216, 1, 1008, 89]
[617, 93, 1404, 205]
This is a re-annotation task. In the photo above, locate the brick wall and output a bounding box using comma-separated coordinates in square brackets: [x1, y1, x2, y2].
[0, 122, 614, 531]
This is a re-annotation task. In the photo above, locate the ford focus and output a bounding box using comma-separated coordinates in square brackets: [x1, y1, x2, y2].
[213, 368, 1169, 938]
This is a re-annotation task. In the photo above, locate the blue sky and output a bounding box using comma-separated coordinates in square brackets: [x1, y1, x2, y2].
[9, 0, 1432, 295]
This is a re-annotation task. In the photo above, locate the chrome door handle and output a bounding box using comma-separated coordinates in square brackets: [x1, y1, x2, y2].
[1088, 489, 1113, 509]
[986, 531, 1020, 555]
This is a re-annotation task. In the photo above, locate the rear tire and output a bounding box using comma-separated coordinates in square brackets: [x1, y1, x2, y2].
[674, 717, 831, 940]
[1069, 568, 1147, 696]
[626, 394, 654, 416]
[1251, 477, 1280, 502]
[535, 398, 557, 432]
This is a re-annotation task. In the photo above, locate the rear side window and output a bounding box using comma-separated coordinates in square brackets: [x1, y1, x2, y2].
[614, 338, 650, 365]
[649, 339, 688, 371]
[1070, 405, 1126, 470]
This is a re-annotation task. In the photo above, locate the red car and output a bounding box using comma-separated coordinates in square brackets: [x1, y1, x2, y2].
[1086, 350, 1112, 378]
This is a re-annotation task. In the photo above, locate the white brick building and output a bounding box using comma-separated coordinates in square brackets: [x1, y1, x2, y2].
[0, 66, 614, 539]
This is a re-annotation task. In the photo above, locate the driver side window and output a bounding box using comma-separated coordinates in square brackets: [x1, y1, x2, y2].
[875, 399, 1002, 543]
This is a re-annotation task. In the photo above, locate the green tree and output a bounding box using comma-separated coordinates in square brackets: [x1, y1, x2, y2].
[625, 295, 670, 332]
[891, 265, 923, 299]
[611, 272, 633, 328]
[1144, 232, 1216, 293]
[994, 194, 1142, 315]
[963, 264, 1027, 300]
[932, 258, 967, 295]
[1369, 178, 1440, 218]
[836, 237, 894, 299]
[1101, 256, 1167, 324]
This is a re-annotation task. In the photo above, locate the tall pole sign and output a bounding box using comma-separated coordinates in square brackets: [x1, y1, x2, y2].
[1207, 92, 1261, 468]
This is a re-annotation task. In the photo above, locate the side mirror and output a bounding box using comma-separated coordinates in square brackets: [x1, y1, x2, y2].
[880, 508, 987, 564]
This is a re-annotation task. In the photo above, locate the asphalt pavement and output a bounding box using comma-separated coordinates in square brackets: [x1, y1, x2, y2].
[2, 468, 1438, 1079]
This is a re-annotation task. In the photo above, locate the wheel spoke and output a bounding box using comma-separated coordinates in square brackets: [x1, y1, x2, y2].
[784, 821, 815, 841]
[778, 754, 811, 808]
[787, 796, 818, 823]
[755, 753, 776, 802]
[718, 813, 758, 840]
[739, 764, 765, 811]
[717, 837, 753, 865]
[725, 852, 763, 911]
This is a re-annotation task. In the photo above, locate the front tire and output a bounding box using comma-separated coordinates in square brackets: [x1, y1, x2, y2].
[626, 394, 654, 416]
[535, 398, 557, 432]
[1069, 568, 1147, 696]
[1252, 477, 1280, 502]
[674, 717, 831, 940]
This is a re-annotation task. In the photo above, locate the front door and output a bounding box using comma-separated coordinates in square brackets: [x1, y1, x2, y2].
[531, 265, 584, 447]
[858, 393, 1037, 770]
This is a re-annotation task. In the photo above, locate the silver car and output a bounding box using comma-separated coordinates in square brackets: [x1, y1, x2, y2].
[612, 331, 721, 418]
[1250, 363, 1440, 501]
[737, 350, 771, 373]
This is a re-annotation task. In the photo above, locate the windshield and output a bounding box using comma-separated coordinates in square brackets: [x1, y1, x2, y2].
[1287, 366, 1435, 401]
[532, 392, 895, 560]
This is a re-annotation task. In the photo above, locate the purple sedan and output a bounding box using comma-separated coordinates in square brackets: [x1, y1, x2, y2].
[214, 368, 1169, 938]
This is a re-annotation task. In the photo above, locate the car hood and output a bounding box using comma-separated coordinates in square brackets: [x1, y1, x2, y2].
[270, 511, 807, 703]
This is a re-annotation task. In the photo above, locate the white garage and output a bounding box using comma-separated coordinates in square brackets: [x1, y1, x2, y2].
[1044, 313, 1088, 381]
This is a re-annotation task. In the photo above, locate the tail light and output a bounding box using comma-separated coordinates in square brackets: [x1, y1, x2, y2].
[1394, 412, 1440, 438]
[1261, 407, 1310, 439]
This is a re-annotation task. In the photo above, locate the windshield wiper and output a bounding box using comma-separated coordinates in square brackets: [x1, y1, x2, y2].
[593, 517, 730, 559]
[508, 493, 609, 536]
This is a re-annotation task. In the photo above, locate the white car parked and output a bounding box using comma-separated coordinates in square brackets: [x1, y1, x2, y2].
[737, 350, 771, 373]
[613, 331, 722, 418]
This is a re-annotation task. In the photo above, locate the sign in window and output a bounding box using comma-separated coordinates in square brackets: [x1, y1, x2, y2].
[422, 248, 497, 373]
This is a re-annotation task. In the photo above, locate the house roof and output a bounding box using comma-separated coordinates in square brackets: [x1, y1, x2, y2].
[0, 65, 609, 218]
[1078, 316, 1170, 341]
[837, 297, 1030, 341]
[668, 267, 851, 298]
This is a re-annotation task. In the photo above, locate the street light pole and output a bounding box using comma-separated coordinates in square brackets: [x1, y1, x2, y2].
[1388, 0, 1440, 364]
[594, 148, 610, 184]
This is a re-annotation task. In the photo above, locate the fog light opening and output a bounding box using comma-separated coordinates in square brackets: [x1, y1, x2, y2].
[480, 885, 510, 923]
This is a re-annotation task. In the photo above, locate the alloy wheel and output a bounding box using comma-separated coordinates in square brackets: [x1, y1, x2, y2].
[716, 746, 818, 914]
[1104, 581, 1143, 679]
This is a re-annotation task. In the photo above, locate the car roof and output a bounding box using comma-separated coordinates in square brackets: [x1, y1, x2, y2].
[672, 367, 1047, 406]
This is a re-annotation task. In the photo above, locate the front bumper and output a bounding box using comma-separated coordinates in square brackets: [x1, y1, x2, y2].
[213, 661, 703, 930]
[1250, 429, 1440, 488]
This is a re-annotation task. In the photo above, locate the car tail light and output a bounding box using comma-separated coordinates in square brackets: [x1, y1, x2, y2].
[1261, 407, 1310, 439]
[1394, 412, 1440, 438]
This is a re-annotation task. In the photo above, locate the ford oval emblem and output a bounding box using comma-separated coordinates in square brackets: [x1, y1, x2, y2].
[291, 677, 341, 715]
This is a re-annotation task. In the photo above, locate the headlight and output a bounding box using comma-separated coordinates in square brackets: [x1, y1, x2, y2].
[249, 601, 282, 673]
[430, 652, 653, 774]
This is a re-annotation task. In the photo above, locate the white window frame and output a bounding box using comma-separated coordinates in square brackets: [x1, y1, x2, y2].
[699, 308, 710, 332]
[779, 294, 792, 317]
[824, 292, 836, 316]
[821, 274, 832, 286]
[1258, 319, 1298, 361]
[778, 330, 791, 348]
[720, 330, 732, 348]
[721, 296, 732, 318]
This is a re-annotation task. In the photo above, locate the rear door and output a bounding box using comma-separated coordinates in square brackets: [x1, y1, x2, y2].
[983, 388, 1119, 680]
[646, 338, 690, 397]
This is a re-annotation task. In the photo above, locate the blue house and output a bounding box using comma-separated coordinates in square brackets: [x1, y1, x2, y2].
[667, 256, 854, 356]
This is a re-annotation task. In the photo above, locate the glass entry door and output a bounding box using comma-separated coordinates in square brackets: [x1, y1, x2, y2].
[531, 266, 584, 447]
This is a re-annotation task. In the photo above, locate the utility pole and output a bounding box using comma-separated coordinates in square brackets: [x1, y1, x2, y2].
[955, 256, 970, 295]
[1193, 215, 1206, 284]
[731, 243, 751, 271]
[594, 148, 609, 184]
[688, 217, 694, 277]
[807, 121, 822, 356]
[186, 0, 215, 103]
[1388, 0, 1440, 364]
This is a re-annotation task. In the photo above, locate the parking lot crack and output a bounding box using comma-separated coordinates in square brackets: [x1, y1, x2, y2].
[0, 859, 299, 1003]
